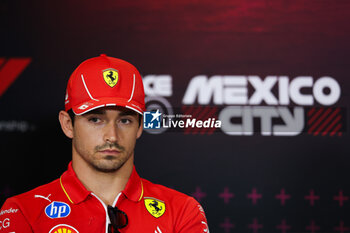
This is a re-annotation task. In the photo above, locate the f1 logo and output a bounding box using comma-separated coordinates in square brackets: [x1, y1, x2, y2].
[0, 58, 31, 97]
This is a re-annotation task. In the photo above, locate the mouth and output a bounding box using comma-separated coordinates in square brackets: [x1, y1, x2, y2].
[99, 149, 121, 155]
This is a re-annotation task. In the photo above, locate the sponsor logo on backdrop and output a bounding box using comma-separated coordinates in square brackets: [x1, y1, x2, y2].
[183, 75, 343, 136]
[144, 197, 166, 218]
[0, 120, 36, 132]
[0, 57, 35, 133]
[143, 75, 344, 136]
[0, 57, 31, 97]
[183, 76, 340, 106]
[45, 202, 71, 219]
[143, 75, 172, 97]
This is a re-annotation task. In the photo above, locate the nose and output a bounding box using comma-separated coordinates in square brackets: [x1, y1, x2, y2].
[103, 122, 119, 143]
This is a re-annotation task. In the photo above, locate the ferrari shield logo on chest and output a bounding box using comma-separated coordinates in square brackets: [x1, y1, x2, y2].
[144, 197, 166, 218]
[103, 68, 119, 87]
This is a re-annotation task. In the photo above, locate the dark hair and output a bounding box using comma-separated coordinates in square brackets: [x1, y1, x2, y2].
[66, 109, 142, 127]
[67, 109, 75, 126]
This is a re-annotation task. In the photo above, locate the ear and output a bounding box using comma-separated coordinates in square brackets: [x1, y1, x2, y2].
[136, 116, 143, 139]
[59, 110, 74, 139]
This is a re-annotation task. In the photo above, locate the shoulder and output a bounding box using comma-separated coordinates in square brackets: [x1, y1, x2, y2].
[141, 178, 193, 203]
[141, 178, 204, 216]
[8, 178, 61, 206]
[141, 178, 210, 232]
[1, 178, 62, 223]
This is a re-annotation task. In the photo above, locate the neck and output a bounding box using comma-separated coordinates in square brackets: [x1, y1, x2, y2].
[72, 154, 134, 206]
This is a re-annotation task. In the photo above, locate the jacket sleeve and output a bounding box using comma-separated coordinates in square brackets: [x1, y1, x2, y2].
[0, 198, 33, 232]
[175, 197, 210, 233]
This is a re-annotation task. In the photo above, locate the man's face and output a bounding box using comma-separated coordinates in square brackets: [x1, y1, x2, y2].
[71, 106, 142, 173]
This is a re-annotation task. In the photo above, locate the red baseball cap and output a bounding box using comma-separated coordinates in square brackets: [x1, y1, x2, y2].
[65, 54, 145, 115]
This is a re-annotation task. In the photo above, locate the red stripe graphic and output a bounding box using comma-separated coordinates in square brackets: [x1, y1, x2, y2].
[201, 107, 218, 135]
[183, 105, 194, 116]
[308, 108, 332, 134]
[192, 106, 211, 135]
[307, 108, 324, 125]
[201, 106, 218, 135]
[307, 107, 316, 117]
[307, 107, 343, 136]
[182, 106, 193, 135]
[330, 123, 342, 136]
[0, 58, 32, 97]
[182, 106, 218, 135]
[313, 108, 340, 136]
[322, 115, 341, 136]
[183, 106, 204, 135]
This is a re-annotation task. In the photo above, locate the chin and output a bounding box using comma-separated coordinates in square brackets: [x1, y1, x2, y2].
[95, 166, 120, 173]
[92, 160, 125, 173]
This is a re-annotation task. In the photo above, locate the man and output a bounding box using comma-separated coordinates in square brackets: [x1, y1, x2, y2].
[0, 54, 209, 232]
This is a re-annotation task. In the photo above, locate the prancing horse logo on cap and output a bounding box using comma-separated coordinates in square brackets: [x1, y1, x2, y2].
[103, 68, 119, 87]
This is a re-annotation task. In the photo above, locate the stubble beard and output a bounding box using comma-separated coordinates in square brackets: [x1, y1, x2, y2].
[90, 156, 128, 173]
[93, 142, 129, 173]
[75, 140, 131, 173]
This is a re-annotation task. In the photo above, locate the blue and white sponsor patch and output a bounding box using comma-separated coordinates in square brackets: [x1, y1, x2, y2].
[144, 110, 162, 129]
[45, 201, 71, 219]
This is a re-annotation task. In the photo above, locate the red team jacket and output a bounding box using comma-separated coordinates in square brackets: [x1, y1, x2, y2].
[0, 163, 209, 233]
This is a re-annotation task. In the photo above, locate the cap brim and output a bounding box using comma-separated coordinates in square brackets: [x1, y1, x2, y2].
[72, 97, 144, 115]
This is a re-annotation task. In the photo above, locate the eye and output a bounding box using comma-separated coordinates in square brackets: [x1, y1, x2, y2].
[120, 118, 132, 124]
[88, 117, 101, 123]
